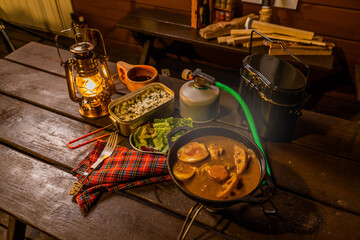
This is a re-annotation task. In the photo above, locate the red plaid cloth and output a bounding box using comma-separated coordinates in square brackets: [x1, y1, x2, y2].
[72, 139, 171, 213]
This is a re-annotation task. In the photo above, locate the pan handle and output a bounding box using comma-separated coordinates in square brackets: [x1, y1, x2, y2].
[166, 126, 193, 149]
[177, 202, 204, 240]
[241, 173, 275, 203]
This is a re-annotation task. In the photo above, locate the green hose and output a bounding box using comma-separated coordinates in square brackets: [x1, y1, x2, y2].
[216, 82, 271, 176]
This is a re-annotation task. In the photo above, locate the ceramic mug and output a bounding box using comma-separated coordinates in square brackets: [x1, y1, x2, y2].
[117, 61, 159, 92]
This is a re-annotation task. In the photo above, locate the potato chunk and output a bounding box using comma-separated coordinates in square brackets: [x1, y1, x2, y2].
[173, 162, 196, 181]
[177, 142, 209, 163]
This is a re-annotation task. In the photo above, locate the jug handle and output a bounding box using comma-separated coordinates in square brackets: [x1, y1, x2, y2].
[117, 61, 134, 85]
[248, 30, 310, 85]
[248, 29, 311, 107]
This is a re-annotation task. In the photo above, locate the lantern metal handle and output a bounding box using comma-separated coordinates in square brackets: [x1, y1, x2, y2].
[55, 27, 109, 66]
[55, 28, 70, 66]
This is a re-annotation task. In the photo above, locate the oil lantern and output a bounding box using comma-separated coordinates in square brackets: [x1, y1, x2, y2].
[55, 27, 115, 118]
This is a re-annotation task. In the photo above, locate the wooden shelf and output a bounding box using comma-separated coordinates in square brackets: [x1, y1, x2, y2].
[213, 6, 232, 12]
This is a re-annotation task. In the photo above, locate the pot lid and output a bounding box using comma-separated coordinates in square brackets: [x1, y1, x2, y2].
[244, 54, 306, 92]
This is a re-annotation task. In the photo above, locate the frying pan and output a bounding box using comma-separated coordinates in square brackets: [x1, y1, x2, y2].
[166, 126, 275, 239]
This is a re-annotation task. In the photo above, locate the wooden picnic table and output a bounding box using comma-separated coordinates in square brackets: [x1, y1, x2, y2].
[0, 42, 359, 240]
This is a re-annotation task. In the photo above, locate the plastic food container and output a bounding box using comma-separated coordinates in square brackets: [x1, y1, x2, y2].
[108, 83, 175, 136]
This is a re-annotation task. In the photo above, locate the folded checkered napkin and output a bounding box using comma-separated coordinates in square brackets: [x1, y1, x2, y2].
[72, 139, 171, 213]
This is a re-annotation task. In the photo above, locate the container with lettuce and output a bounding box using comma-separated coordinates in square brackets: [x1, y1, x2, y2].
[131, 117, 193, 154]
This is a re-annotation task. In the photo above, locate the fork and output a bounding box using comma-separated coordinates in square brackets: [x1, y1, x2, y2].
[69, 132, 118, 196]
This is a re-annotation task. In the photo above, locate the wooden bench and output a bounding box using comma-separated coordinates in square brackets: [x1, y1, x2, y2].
[116, 8, 336, 71]
[1, 42, 360, 240]
[115, 8, 262, 65]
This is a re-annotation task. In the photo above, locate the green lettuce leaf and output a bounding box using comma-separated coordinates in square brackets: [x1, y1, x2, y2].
[132, 117, 193, 153]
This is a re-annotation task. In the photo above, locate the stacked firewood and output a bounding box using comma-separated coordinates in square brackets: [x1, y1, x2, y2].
[200, 17, 335, 55]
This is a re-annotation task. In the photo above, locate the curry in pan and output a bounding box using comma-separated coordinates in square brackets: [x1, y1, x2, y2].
[173, 135, 261, 201]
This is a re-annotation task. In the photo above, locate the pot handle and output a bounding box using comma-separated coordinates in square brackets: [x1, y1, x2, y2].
[241, 173, 275, 203]
[166, 126, 193, 149]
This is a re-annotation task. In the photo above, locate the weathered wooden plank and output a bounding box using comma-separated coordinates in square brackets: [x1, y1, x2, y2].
[105, 37, 142, 55]
[1, 57, 359, 181]
[102, 11, 339, 71]
[73, 3, 191, 48]
[0, 211, 8, 227]
[303, 94, 360, 122]
[1, 76, 356, 239]
[83, 16, 143, 48]
[0, 55, 358, 164]
[0, 38, 28, 56]
[240, 1, 360, 78]
[0, 145, 210, 240]
[71, 0, 357, 83]
[324, 37, 360, 56]
[1, 49, 360, 212]
[302, 0, 360, 10]
[130, 180, 360, 240]
[0, 95, 101, 169]
[0, 228, 6, 240]
[2, 26, 39, 43]
[74, 4, 190, 26]
[4, 42, 118, 79]
[241, 2, 360, 42]
[322, 36, 360, 71]
[73, 0, 191, 14]
[293, 111, 360, 162]
[1, 103, 360, 240]
[115, 15, 261, 55]
[0, 59, 115, 128]
[217, 89, 360, 163]
[267, 141, 360, 212]
[4, 42, 71, 77]
[222, 190, 360, 240]
[7, 216, 26, 240]
[238, 0, 360, 11]
[276, 4, 360, 42]
[1, 91, 360, 218]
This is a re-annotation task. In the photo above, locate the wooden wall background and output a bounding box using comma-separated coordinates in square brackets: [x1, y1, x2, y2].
[72, 0, 360, 92]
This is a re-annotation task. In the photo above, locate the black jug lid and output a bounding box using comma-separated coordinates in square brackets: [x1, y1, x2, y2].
[242, 54, 307, 106]
[244, 54, 306, 92]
